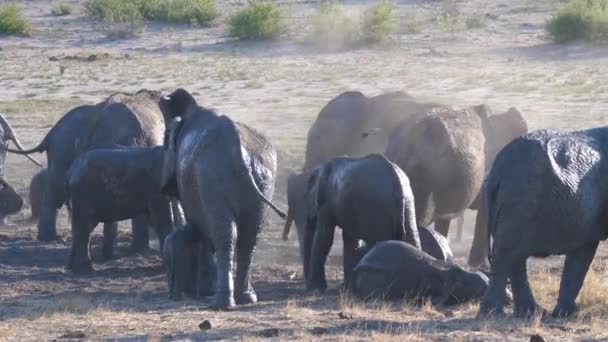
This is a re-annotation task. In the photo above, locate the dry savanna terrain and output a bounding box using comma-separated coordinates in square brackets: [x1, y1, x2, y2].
[1, 0, 608, 340]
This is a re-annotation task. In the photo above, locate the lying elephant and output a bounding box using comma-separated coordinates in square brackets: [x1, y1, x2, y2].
[65, 146, 173, 273]
[352, 240, 489, 305]
[304, 154, 420, 292]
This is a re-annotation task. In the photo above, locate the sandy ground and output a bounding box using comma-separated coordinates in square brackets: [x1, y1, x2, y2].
[1, 0, 608, 340]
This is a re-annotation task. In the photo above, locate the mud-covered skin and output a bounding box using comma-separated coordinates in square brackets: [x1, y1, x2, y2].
[303, 154, 420, 292]
[163, 223, 203, 300]
[419, 225, 453, 261]
[2, 90, 169, 246]
[65, 146, 172, 273]
[161, 89, 284, 309]
[353, 240, 488, 305]
[479, 128, 608, 319]
[26, 168, 47, 224]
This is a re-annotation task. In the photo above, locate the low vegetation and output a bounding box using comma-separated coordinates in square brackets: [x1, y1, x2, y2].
[51, 2, 73, 16]
[228, 0, 287, 41]
[0, 3, 33, 36]
[360, 1, 397, 43]
[546, 0, 608, 43]
[85, 0, 219, 37]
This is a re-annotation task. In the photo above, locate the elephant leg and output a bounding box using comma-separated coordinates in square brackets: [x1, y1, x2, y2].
[234, 208, 264, 305]
[297, 220, 307, 279]
[342, 233, 358, 291]
[210, 216, 237, 309]
[454, 214, 464, 242]
[511, 257, 544, 318]
[196, 235, 217, 298]
[553, 240, 599, 318]
[478, 244, 512, 318]
[130, 215, 150, 253]
[67, 212, 94, 273]
[102, 222, 118, 261]
[307, 207, 335, 292]
[468, 208, 489, 268]
[435, 218, 451, 237]
[37, 179, 63, 241]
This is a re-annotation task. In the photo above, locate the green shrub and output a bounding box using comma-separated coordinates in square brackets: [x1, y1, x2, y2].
[0, 4, 33, 36]
[85, 0, 144, 38]
[228, 0, 287, 40]
[52, 2, 73, 16]
[310, 0, 360, 47]
[546, 0, 608, 43]
[361, 1, 396, 43]
[140, 0, 219, 26]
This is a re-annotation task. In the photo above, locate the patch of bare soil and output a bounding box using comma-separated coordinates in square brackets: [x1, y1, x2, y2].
[1, 0, 608, 340]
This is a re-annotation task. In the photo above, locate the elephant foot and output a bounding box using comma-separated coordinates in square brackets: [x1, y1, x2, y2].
[211, 292, 236, 310]
[102, 248, 119, 261]
[552, 302, 577, 318]
[66, 259, 94, 274]
[37, 230, 59, 242]
[128, 243, 150, 255]
[169, 291, 183, 301]
[514, 302, 547, 320]
[235, 289, 257, 305]
[477, 301, 506, 320]
[306, 279, 327, 293]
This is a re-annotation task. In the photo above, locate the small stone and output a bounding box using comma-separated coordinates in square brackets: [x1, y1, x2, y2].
[338, 311, 353, 320]
[59, 331, 86, 339]
[49, 56, 59, 61]
[312, 327, 328, 335]
[442, 310, 455, 317]
[258, 328, 280, 338]
[530, 334, 545, 342]
[87, 54, 97, 62]
[198, 320, 212, 331]
[59, 66, 66, 75]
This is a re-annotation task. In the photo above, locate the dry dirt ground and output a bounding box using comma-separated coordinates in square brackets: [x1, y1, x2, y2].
[1, 0, 608, 340]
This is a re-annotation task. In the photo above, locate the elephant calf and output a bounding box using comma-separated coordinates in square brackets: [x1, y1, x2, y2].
[304, 154, 421, 292]
[163, 223, 202, 300]
[26, 168, 47, 223]
[353, 240, 490, 305]
[0, 177, 23, 224]
[65, 146, 172, 273]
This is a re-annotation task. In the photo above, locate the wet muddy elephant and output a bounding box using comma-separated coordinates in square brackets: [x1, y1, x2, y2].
[352, 240, 492, 305]
[65, 146, 173, 273]
[2, 90, 170, 252]
[303, 154, 420, 292]
[160, 89, 286, 309]
[479, 128, 608, 319]
[384, 105, 527, 263]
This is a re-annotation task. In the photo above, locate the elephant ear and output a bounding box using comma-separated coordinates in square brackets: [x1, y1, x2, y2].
[161, 117, 183, 197]
[162, 88, 198, 119]
[306, 165, 329, 218]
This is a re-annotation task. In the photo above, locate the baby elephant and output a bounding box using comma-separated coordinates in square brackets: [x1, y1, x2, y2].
[163, 223, 200, 300]
[65, 146, 172, 273]
[353, 240, 490, 306]
[26, 168, 47, 223]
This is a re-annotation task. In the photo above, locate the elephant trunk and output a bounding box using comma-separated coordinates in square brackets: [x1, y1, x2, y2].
[281, 208, 293, 241]
[0, 113, 43, 167]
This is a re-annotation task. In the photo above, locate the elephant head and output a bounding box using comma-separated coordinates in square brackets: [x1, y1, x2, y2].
[0, 177, 23, 223]
[162, 88, 199, 121]
[161, 117, 183, 197]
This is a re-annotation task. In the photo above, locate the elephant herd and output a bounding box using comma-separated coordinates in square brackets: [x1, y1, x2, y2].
[0, 88, 605, 320]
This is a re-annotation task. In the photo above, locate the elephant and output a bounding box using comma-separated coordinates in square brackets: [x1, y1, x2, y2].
[163, 222, 203, 300]
[65, 146, 173, 273]
[24, 168, 47, 224]
[478, 128, 608, 319]
[384, 105, 528, 263]
[160, 88, 286, 309]
[419, 225, 453, 261]
[352, 240, 490, 305]
[303, 154, 420, 292]
[283, 91, 440, 270]
[2, 90, 170, 251]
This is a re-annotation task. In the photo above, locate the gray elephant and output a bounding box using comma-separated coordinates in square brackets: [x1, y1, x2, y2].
[478, 128, 608, 319]
[163, 222, 203, 300]
[384, 105, 527, 263]
[353, 240, 490, 305]
[160, 89, 286, 309]
[0, 177, 23, 223]
[23, 168, 47, 224]
[3, 90, 169, 252]
[303, 154, 420, 292]
[283, 91, 440, 269]
[65, 146, 173, 273]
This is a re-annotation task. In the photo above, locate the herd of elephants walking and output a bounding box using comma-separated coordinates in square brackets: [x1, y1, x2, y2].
[0, 87, 604, 320]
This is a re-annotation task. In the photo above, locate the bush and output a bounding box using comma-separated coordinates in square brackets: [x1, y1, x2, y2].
[228, 0, 287, 40]
[0, 4, 33, 36]
[309, 0, 360, 47]
[361, 1, 396, 43]
[140, 0, 219, 26]
[85, 0, 144, 38]
[546, 0, 608, 43]
[52, 2, 73, 16]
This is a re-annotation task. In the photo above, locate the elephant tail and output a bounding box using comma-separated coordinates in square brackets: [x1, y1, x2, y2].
[484, 177, 500, 266]
[240, 153, 287, 220]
